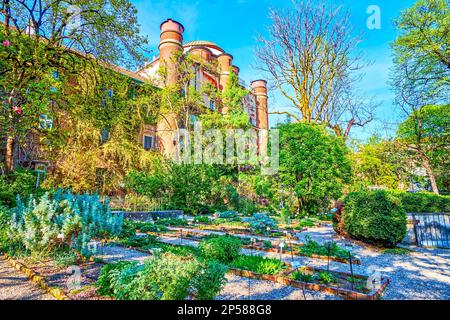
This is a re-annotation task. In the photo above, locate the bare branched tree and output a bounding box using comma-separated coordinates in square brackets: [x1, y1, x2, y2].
[255, 0, 376, 138]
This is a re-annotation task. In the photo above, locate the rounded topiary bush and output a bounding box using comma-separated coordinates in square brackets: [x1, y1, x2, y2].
[342, 190, 407, 247]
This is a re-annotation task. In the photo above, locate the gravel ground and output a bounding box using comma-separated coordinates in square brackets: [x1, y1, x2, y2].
[91, 242, 151, 264]
[164, 225, 450, 300]
[0, 256, 55, 300]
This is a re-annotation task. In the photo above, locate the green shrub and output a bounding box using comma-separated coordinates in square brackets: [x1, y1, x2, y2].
[192, 260, 228, 300]
[297, 236, 351, 260]
[194, 216, 210, 224]
[96, 261, 139, 297]
[97, 253, 228, 300]
[317, 272, 337, 284]
[263, 240, 273, 249]
[280, 208, 292, 224]
[290, 269, 314, 282]
[53, 251, 78, 267]
[0, 169, 43, 207]
[242, 213, 277, 234]
[9, 190, 123, 257]
[230, 255, 287, 275]
[0, 206, 26, 256]
[343, 190, 407, 247]
[199, 236, 242, 263]
[390, 191, 450, 213]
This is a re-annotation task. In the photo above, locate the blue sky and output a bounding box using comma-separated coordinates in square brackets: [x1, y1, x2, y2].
[131, 0, 418, 142]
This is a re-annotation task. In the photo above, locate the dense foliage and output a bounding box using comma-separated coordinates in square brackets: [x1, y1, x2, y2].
[389, 191, 450, 213]
[243, 213, 277, 234]
[6, 190, 123, 257]
[230, 255, 287, 275]
[199, 236, 242, 264]
[342, 190, 407, 247]
[278, 123, 352, 215]
[96, 253, 227, 300]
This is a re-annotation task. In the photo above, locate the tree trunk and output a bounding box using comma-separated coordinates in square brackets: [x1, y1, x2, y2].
[421, 154, 439, 195]
[5, 135, 15, 172]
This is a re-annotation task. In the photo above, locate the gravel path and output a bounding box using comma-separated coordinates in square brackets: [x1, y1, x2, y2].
[164, 226, 450, 300]
[0, 256, 55, 300]
[90, 242, 151, 264]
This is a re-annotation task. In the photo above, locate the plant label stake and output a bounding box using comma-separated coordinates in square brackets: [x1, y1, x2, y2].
[279, 242, 285, 261]
[249, 238, 256, 299]
[345, 244, 354, 291]
[325, 241, 333, 272]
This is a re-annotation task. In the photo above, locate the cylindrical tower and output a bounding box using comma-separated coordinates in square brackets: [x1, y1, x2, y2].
[251, 80, 269, 155]
[157, 19, 184, 158]
[217, 53, 233, 92]
[159, 18, 184, 86]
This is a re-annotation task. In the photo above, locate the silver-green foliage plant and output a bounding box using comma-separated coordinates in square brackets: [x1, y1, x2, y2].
[10, 190, 123, 256]
[243, 213, 277, 234]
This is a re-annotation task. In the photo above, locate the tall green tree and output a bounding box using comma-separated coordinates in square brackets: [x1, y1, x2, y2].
[397, 104, 450, 194]
[392, 0, 449, 105]
[278, 122, 352, 215]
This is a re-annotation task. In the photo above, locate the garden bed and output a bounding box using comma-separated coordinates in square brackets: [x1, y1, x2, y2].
[243, 242, 361, 265]
[176, 225, 300, 240]
[228, 266, 389, 300]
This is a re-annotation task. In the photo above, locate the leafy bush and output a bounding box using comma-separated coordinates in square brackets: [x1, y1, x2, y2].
[280, 208, 292, 224]
[0, 206, 26, 256]
[118, 234, 157, 250]
[53, 251, 78, 267]
[230, 255, 287, 275]
[263, 240, 273, 249]
[96, 253, 227, 300]
[192, 260, 228, 300]
[194, 216, 210, 224]
[317, 272, 337, 284]
[390, 191, 450, 213]
[199, 236, 242, 263]
[242, 213, 277, 234]
[342, 190, 407, 247]
[297, 236, 351, 260]
[290, 269, 314, 282]
[9, 190, 123, 257]
[0, 169, 44, 207]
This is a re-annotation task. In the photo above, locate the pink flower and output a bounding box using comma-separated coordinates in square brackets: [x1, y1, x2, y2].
[12, 106, 22, 115]
[3, 40, 10, 47]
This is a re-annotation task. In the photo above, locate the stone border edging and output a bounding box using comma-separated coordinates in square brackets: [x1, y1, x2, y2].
[2, 253, 70, 300]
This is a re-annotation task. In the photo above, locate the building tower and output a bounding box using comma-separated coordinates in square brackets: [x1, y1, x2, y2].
[157, 19, 185, 157]
[217, 53, 233, 113]
[251, 80, 269, 155]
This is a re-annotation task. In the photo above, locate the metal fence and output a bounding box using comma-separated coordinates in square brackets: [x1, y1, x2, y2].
[412, 213, 450, 248]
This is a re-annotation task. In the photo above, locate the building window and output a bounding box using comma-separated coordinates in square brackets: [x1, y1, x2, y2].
[39, 114, 53, 130]
[209, 100, 215, 111]
[143, 135, 154, 150]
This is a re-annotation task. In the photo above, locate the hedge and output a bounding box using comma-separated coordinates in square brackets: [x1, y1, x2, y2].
[389, 191, 450, 213]
[342, 190, 407, 247]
